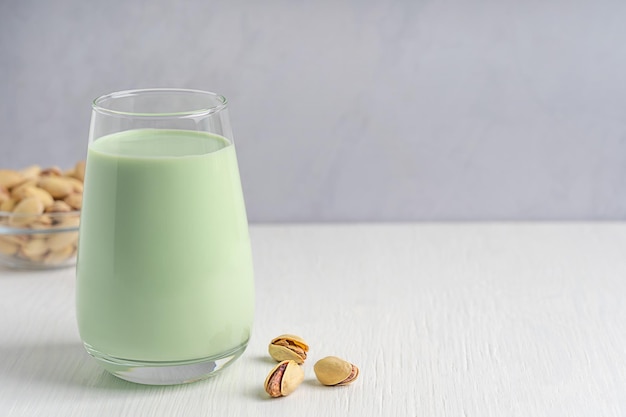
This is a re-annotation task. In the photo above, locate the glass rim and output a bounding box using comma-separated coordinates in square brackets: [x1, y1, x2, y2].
[92, 88, 228, 118]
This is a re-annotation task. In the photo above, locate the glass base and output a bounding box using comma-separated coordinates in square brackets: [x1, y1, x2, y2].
[84, 342, 248, 385]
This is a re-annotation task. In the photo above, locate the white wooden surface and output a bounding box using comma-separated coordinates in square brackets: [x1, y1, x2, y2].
[1, 223, 625, 416]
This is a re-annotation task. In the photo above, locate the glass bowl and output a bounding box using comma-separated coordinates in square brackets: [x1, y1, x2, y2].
[0, 210, 80, 269]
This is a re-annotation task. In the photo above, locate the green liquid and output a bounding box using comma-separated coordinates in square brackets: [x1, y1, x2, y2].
[76, 129, 254, 362]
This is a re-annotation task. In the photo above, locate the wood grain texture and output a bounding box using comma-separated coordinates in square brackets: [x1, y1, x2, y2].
[1, 223, 625, 416]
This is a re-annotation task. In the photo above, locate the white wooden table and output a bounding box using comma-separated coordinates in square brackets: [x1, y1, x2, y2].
[1, 223, 625, 416]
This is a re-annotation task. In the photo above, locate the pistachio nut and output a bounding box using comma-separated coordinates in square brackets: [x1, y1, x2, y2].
[264, 360, 304, 398]
[0, 186, 9, 204]
[0, 234, 27, 245]
[64, 193, 83, 210]
[10, 180, 37, 198]
[0, 169, 24, 189]
[64, 177, 84, 193]
[1, 198, 16, 212]
[45, 200, 73, 213]
[44, 244, 75, 265]
[46, 231, 79, 251]
[12, 186, 55, 207]
[40, 166, 63, 177]
[21, 238, 48, 258]
[0, 237, 19, 255]
[268, 334, 309, 364]
[313, 356, 359, 386]
[57, 215, 80, 228]
[9, 197, 44, 226]
[73, 161, 86, 182]
[19, 165, 41, 180]
[31, 214, 53, 228]
[38, 177, 74, 199]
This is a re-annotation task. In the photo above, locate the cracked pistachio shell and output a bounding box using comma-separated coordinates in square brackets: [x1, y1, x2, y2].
[264, 360, 304, 398]
[314, 356, 359, 386]
[268, 334, 309, 364]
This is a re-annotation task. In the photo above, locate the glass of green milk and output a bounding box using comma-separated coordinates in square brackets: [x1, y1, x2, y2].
[76, 89, 254, 385]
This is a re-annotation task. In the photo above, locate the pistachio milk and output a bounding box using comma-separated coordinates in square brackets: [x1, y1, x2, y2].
[76, 129, 254, 362]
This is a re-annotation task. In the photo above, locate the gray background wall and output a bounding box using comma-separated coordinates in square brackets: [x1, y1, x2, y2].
[1, 0, 625, 222]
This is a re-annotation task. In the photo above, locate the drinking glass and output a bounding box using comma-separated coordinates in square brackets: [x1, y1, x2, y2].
[76, 89, 254, 385]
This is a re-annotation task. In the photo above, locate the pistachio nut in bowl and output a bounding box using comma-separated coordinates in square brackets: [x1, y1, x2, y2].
[0, 209, 81, 269]
[0, 163, 84, 269]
